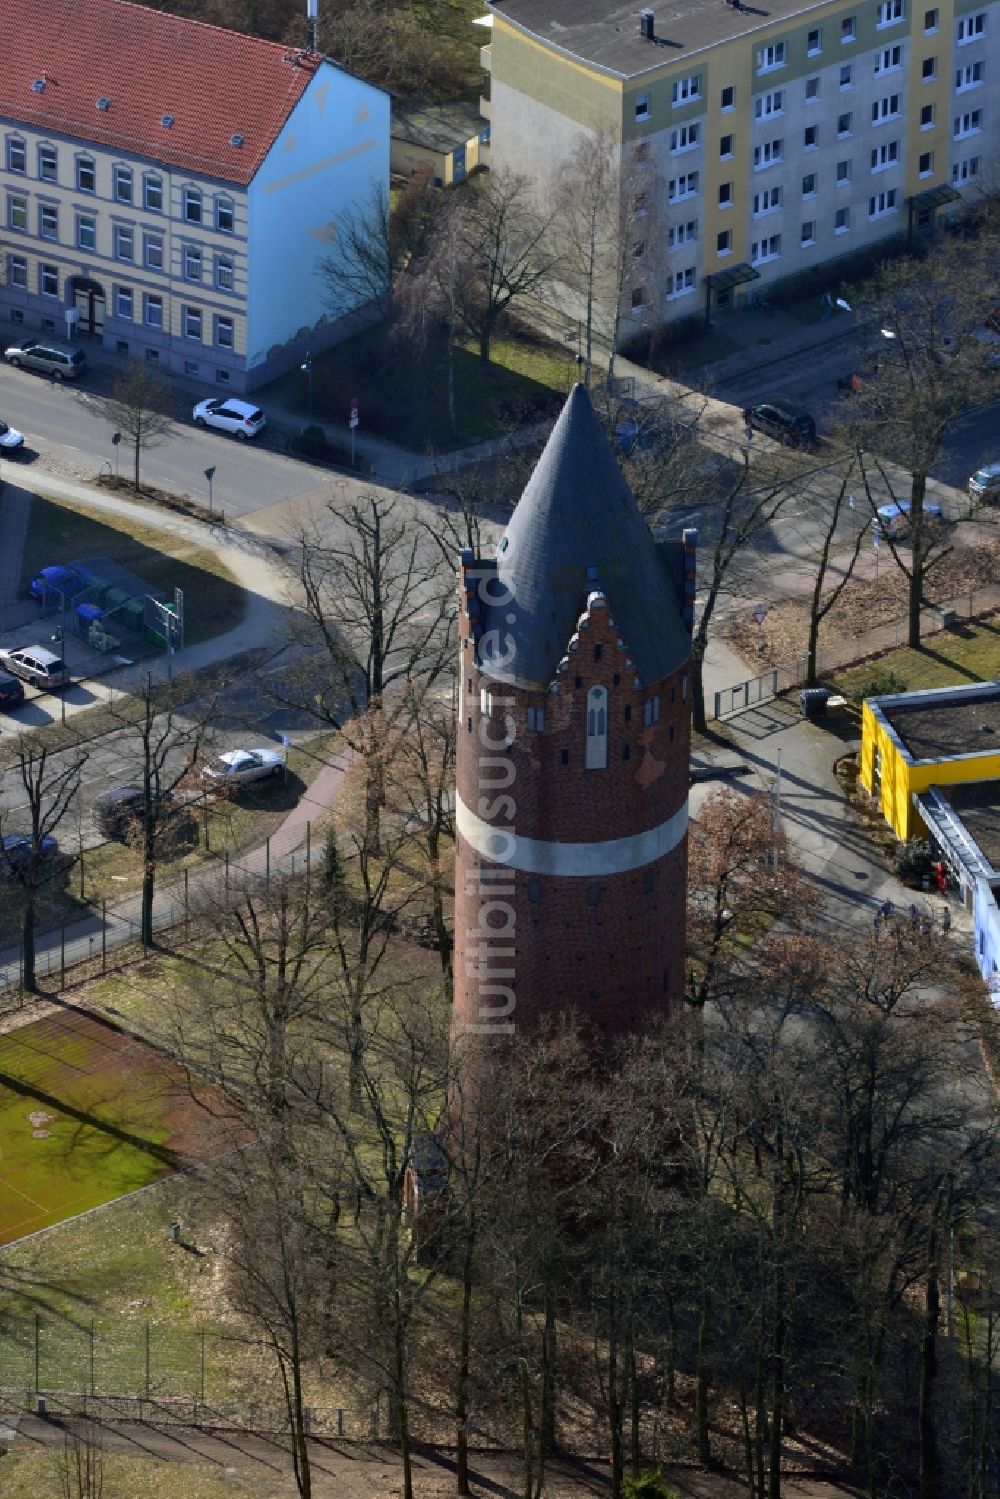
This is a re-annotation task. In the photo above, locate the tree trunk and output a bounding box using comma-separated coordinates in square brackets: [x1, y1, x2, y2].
[133, 438, 141, 493]
[919, 1207, 943, 1499]
[690, 645, 708, 736]
[908, 470, 928, 649]
[456, 1217, 475, 1495]
[696, 1285, 712, 1465]
[541, 1283, 557, 1457]
[21, 895, 36, 993]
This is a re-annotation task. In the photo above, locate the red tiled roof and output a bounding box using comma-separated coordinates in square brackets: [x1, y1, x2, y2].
[1, 0, 320, 185]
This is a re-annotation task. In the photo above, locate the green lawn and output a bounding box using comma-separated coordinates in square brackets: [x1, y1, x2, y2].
[262, 323, 576, 450]
[23, 491, 245, 646]
[0, 1451, 278, 1499]
[834, 617, 1000, 697]
[0, 1007, 228, 1246]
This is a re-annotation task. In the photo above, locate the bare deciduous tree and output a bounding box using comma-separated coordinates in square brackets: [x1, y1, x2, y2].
[96, 360, 174, 492]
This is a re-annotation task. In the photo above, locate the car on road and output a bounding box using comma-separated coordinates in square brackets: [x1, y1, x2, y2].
[0, 832, 58, 874]
[4, 337, 87, 380]
[29, 565, 87, 602]
[93, 784, 176, 839]
[0, 420, 25, 452]
[0, 645, 70, 691]
[202, 747, 285, 786]
[875, 500, 945, 539]
[0, 672, 26, 710]
[969, 462, 1000, 501]
[192, 397, 266, 441]
[741, 401, 817, 448]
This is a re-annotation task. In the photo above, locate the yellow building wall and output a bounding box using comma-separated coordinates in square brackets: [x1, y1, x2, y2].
[860, 701, 1000, 840]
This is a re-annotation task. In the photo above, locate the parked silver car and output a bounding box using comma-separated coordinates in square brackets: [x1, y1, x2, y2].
[5, 338, 87, 380]
[0, 645, 70, 690]
[192, 397, 266, 440]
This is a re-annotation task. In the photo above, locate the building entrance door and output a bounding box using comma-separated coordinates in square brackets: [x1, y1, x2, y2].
[72, 278, 106, 336]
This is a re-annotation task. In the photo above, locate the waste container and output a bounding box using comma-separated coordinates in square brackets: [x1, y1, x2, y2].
[799, 687, 830, 720]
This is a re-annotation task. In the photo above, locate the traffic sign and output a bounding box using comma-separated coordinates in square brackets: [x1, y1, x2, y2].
[349, 396, 360, 431]
[753, 603, 768, 625]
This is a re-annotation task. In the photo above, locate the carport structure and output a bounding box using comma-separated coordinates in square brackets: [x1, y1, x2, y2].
[32, 556, 182, 656]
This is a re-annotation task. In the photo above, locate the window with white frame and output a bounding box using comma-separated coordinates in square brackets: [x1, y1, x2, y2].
[954, 109, 983, 137]
[718, 181, 733, 205]
[869, 187, 899, 216]
[721, 84, 735, 109]
[672, 74, 701, 105]
[76, 156, 95, 192]
[6, 136, 26, 173]
[921, 102, 935, 127]
[144, 293, 163, 329]
[835, 206, 850, 231]
[802, 171, 817, 195]
[667, 266, 697, 297]
[957, 12, 985, 42]
[720, 133, 734, 158]
[837, 159, 852, 184]
[872, 93, 901, 122]
[840, 63, 853, 87]
[753, 138, 783, 168]
[7, 255, 27, 288]
[841, 15, 856, 41]
[804, 123, 819, 147]
[7, 195, 27, 231]
[216, 197, 235, 232]
[754, 89, 784, 119]
[838, 111, 853, 136]
[113, 224, 134, 261]
[144, 232, 163, 270]
[807, 26, 821, 52]
[876, 44, 902, 71]
[757, 41, 786, 71]
[753, 185, 782, 215]
[182, 186, 202, 223]
[38, 145, 57, 182]
[585, 686, 608, 769]
[115, 286, 133, 320]
[919, 149, 934, 174]
[183, 245, 202, 281]
[801, 220, 816, 244]
[925, 6, 938, 29]
[667, 219, 697, 247]
[670, 123, 699, 151]
[871, 139, 900, 169]
[751, 233, 781, 263]
[956, 61, 984, 89]
[877, 0, 904, 26]
[953, 154, 981, 181]
[635, 93, 651, 119]
[76, 213, 96, 251]
[922, 55, 937, 78]
[39, 264, 58, 298]
[805, 75, 820, 100]
[38, 203, 58, 241]
[143, 174, 163, 211]
[215, 315, 234, 350]
[643, 696, 660, 727]
[113, 164, 132, 203]
[631, 286, 645, 310]
[717, 228, 732, 254]
[668, 171, 698, 201]
[215, 254, 235, 291]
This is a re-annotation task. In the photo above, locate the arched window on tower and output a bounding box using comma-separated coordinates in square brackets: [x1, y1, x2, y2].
[586, 685, 608, 769]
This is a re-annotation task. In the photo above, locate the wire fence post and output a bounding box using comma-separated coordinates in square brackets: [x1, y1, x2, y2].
[306, 821, 311, 892]
[90, 1319, 95, 1397]
[224, 850, 229, 896]
[199, 1327, 206, 1407]
[60, 926, 66, 989]
[184, 868, 190, 938]
[34, 1312, 40, 1394]
[144, 1322, 151, 1400]
[266, 836, 270, 892]
[101, 902, 107, 974]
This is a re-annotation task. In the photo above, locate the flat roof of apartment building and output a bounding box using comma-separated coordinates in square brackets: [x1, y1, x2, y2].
[936, 781, 1000, 873]
[879, 684, 1000, 762]
[489, 0, 825, 76]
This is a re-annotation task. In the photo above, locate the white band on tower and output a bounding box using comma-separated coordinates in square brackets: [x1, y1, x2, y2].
[456, 794, 687, 877]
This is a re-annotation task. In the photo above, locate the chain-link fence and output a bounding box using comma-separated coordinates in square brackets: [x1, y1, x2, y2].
[0, 1314, 364, 1437]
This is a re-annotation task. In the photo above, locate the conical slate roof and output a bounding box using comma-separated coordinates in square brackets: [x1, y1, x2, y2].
[479, 385, 689, 691]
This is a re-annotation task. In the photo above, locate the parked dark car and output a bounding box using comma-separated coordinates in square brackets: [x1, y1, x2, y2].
[1, 832, 58, 875]
[93, 784, 172, 839]
[29, 565, 86, 602]
[741, 401, 817, 447]
[0, 672, 25, 710]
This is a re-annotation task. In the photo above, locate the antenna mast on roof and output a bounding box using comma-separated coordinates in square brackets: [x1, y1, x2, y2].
[307, 0, 318, 51]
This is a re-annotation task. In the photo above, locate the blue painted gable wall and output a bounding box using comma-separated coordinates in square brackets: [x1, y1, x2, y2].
[974, 877, 1000, 1004]
[246, 60, 389, 369]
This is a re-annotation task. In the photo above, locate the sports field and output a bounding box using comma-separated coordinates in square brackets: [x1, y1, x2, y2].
[0, 1006, 230, 1245]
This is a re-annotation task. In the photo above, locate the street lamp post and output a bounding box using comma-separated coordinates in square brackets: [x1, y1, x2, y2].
[301, 354, 314, 424]
[111, 431, 121, 481]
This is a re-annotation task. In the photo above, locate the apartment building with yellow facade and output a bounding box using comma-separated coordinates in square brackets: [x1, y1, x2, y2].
[2, 0, 388, 392]
[482, 0, 995, 330]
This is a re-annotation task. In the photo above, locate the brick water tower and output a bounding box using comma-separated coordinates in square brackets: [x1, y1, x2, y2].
[452, 384, 694, 1054]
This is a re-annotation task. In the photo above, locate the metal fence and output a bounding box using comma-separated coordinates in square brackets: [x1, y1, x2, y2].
[0, 1314, 364, 1437]
[712, 582, 1000, 720]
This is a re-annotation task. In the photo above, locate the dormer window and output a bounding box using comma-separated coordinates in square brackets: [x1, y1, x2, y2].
[586, 686, 608, 769]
